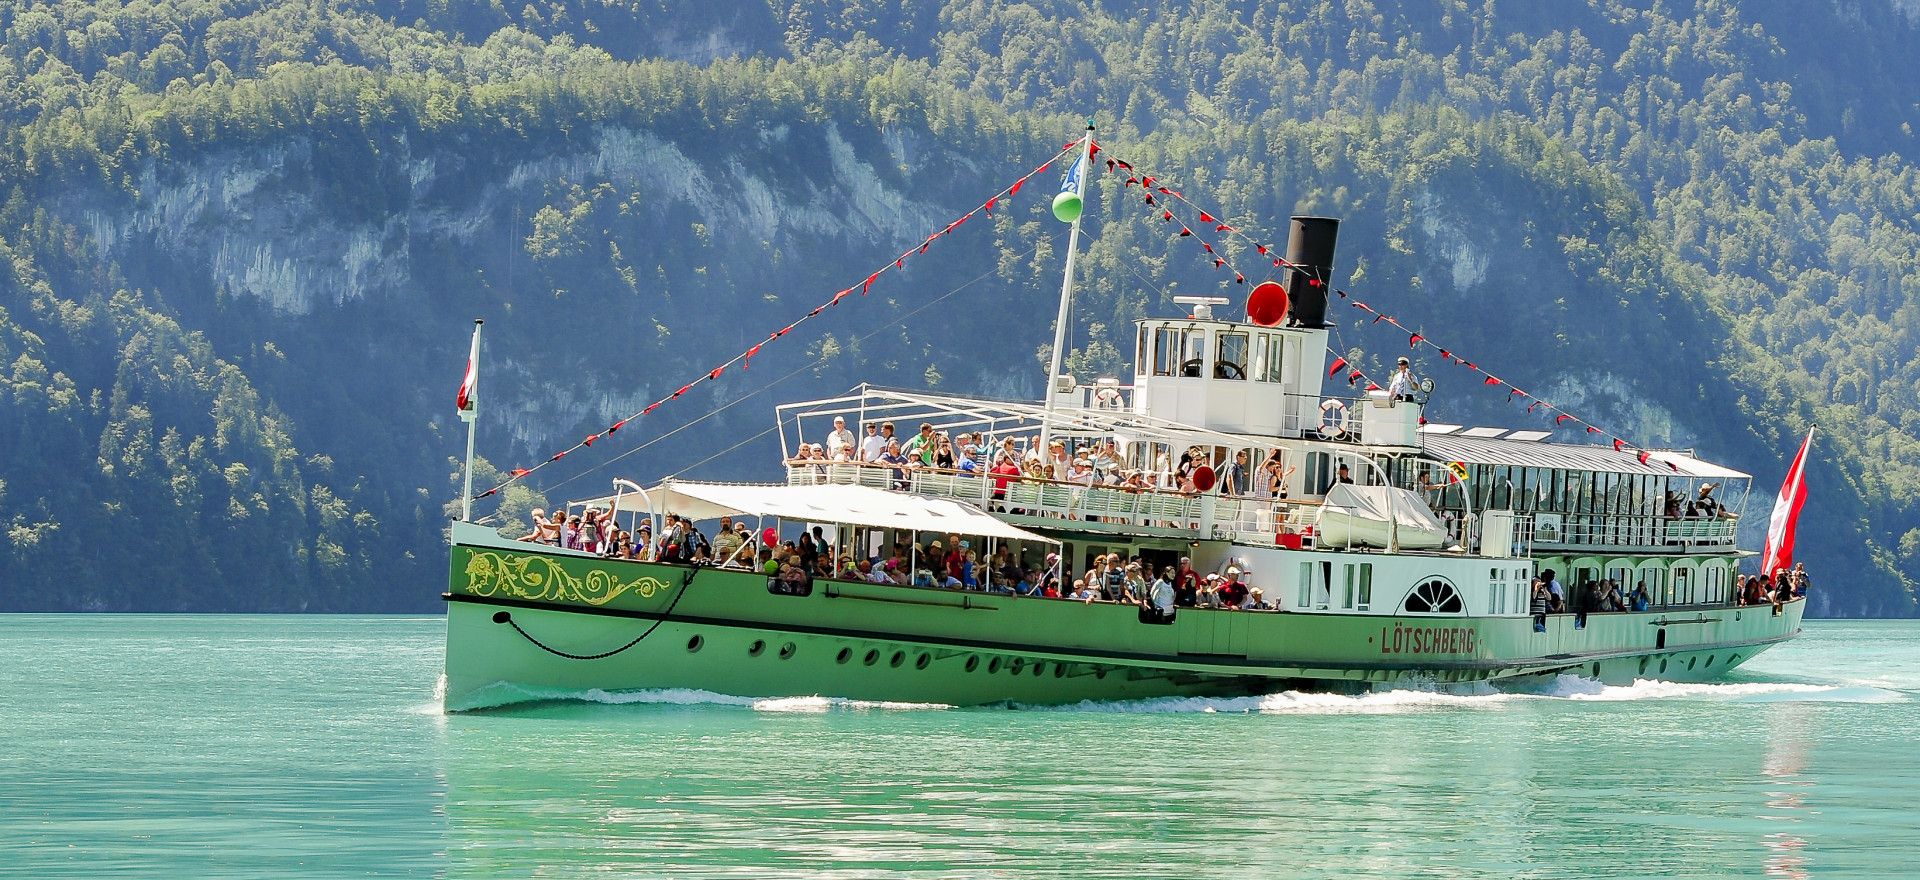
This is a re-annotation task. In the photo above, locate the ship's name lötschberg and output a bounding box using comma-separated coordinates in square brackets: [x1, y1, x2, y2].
[1380, 623, 1477, 655]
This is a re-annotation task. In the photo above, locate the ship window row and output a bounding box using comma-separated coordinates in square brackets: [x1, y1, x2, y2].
[1138, 325, 1293, 384]
[1394, 461, 1703, 517]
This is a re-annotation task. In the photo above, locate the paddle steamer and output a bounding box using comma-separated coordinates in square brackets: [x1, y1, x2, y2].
[442, 137, 1802, 710]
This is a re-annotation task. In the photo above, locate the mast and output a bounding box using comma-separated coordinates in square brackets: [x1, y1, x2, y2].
[458, 319, 483, 523]
[1039, 122, 1095, 456]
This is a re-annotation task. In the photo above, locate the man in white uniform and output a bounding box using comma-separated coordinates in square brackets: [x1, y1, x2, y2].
[1387, 356, 1419, 402]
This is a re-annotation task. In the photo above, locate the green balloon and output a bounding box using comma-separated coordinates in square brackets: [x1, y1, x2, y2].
[1052, 191, 1083, 223]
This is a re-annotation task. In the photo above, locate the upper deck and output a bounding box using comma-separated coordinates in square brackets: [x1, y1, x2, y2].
[778, 386, 1748, 559]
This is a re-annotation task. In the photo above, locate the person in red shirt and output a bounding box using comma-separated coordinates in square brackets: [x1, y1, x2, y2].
[1174, 557, 1201, 607]
[943, 539, 967, 587]
[1216, 565, 1250, 609]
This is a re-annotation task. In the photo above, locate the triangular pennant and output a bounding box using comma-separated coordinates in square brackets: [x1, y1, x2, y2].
[1216, 225, 1235, 232]
[1483, 376, 1500, 385]
[1613, 438, 1627, 451]
[1409, 333, 1424, 347]
[1556, 414, 1573, 424]
[510, 468, 530, 477]
[1180, 227, 1192, 237]
[583, 434, 596, 447]
[643, 403, 660, 414]
[1586, 426, 1601, 434]
[1235, 274, 1245, 284]
[1257, 245, 1268, 254]
[1145, 194, 1155, 205]
[1202, 242, 1214, 253]
[1637, 451, 1651, 465]
[608, 419, 627, 433]
[709, 367, 722, 380]
[1198, 212, 1215, 222]
[1327, 356, 1348, 377]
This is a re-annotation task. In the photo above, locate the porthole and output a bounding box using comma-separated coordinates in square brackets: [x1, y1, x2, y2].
[1705, 655, 1715, 668]
[1688, 656, 1697, 671]
[1031, 661, 1046, 677]
[890, 651, 906, 668]
[836, 648, 852, 665]
[1729, 654, 1741, 664]
[686, 635, 704, 653]
[779, 643, 797, 660]
[1095, 667, 1108, 679]
[1639, 657, 1649, 675]
[1054, 663, 1067, 678]
[748, 639, 766, 657]
[1009, 658, 1025, 674]
[863, 649, 880, 666]
[1659, 658, 1669, 674]
[988, 657, 1002, 674]
[1591, 663, 1600, 677]
[965, 656, 979, 672]
[915, 653, 930, 670]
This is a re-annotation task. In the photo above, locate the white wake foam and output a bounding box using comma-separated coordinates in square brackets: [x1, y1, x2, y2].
[1017, 675, 1904, 715]
[449, 674, 1902, 715]
[465, 685, 954, 712]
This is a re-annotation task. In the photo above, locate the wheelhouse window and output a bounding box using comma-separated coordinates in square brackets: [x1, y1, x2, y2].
[1181, 332, 1207, 377]
[1215, 332, 1249, 380]
[1253, 333, 1286, 383]
[1136, 327, 1149, 376]
[1152, 327, 1183, 376]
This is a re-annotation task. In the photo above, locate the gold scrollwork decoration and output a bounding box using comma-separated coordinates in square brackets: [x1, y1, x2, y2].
[462, 550, 672, 606]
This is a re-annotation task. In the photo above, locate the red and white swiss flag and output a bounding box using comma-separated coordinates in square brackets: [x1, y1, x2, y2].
[1760, 428, 1815, 578]
[456, 321, 481, 415]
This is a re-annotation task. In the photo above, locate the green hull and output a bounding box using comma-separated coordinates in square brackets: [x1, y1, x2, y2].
[443, 542, 1803, 711]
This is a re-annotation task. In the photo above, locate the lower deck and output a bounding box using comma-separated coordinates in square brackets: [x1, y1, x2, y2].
[443, 540, 1803, 710]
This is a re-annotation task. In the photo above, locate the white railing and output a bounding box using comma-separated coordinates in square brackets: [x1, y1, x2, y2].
[788, 463, 1323, 547]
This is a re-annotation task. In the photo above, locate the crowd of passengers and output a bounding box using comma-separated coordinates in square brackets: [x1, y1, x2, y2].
[786, 417, 1300, 498]
[1526, 562, 1810, 630]
[518, 507, 1274, 614]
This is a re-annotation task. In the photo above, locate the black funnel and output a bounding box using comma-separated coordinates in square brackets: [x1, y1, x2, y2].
[1283, 216, 1339, 328]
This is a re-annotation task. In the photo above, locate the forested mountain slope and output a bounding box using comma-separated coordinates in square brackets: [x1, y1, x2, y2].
[1, 0, 1915, 615]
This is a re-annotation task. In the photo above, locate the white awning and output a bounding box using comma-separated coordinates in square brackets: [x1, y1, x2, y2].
[576, 481, 1058, 544]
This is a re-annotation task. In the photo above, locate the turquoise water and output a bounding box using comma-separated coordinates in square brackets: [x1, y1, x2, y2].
[1, 617, 1915, 878]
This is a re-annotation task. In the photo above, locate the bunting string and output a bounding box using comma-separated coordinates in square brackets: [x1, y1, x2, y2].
[1098, 153, 1666, 466]
[469, 143, 1080, 503]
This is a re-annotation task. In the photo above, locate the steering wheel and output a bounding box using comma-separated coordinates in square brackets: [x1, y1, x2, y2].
[1213, 361, 1245, 380]
[1180, 358, 1205, 377]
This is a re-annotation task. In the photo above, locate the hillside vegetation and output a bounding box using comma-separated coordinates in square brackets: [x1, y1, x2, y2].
[1, 0, 1916, 614]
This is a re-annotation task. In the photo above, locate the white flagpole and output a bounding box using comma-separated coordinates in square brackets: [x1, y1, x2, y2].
[1040, 125, 1095, 455]
[460, 319, 483, 523]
